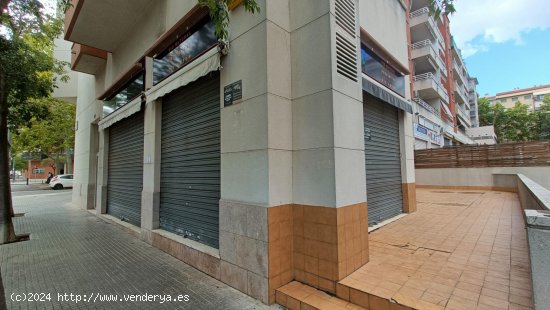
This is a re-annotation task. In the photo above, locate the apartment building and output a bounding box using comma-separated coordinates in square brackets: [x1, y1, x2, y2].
[468, 76, 479, 127]
[488, 84, 550, 111]
[408, 0, 475, 149]
[466, 126, 497, 145]
[65, 0, 416, 304]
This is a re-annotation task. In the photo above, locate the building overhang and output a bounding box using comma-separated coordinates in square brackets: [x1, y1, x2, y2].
[64, 0, 155, 52]
[71, 43, 108, 75]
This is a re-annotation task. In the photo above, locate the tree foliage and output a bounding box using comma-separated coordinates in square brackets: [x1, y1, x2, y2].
[198, 0, 260, 42]
[0, 0, 66, 244]
[429, 0, 456, 18]
[536, 95, 550, 140]
[478, 98, 547, 143]
[12, 98, 75, 170]
[477, 97, 492, 126]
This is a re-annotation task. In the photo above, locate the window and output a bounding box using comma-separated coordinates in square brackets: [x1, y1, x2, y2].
[501, 98, 507, 102]
[524, 95, 532, 99]
[102, 72, 145, 117]
[361, 44, 405, 97]
[511, 97, 518, 101]
[33, 168, 45, 174]
[153, 18, 217, 85]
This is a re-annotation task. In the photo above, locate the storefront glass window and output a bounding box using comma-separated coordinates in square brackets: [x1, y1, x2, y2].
[153, 19, 217, 85]
[361, 44, 405, 97]
[103, 73, 144, 117]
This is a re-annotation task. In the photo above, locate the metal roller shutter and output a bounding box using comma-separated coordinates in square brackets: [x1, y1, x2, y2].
[107, 110, 144, 227]
[364, 95, 403, 226]
[160, 72, 220, 248]
[415, 138, 428, 150]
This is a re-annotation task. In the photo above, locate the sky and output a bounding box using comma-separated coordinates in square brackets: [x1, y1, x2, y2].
[449, 0, 550, 96]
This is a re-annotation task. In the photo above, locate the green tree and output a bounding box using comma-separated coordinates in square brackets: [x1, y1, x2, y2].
[536, 95, 550, 140]
[492, 103, 508, 142]
[1, 0, 67, 244]
[12, 98, 75, 173]
[429, 0, 456, 18]
[503, 102, 537, 142]
[477, 97, 492, 126]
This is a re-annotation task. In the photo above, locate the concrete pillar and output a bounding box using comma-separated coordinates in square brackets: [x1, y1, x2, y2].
[399, 110, 417, 213]
[85, 123, 99, 210]
[289, 0, 369, 297]
[96, 127, 109, 214]
[218, 0, 294, 303]
[141, 99, 162, 242]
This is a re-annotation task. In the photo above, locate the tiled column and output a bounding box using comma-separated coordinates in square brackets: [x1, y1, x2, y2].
[399, 110, 417, 213]
[218, 0, 293, 304]
[290, 0, 368, 296]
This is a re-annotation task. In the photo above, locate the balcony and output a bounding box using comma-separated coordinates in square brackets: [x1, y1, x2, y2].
[438, 55, 447, 77]
[71, 43, 108, 75]
[452, 59, 467, 86]
[413, 97, 443, 127]
[457, 104, 471, 126]
[64, 0, 155, 51]
[454, 81, 468, 105]
[410, 7, 444, 46]
[413, 72, 449, 104]
[411, 39, 440, 72]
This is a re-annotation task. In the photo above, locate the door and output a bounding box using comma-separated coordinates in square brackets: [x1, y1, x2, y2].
[363, 95, 403, 226]
[160, 72, 221, 248]
[106, 111, 144, 227]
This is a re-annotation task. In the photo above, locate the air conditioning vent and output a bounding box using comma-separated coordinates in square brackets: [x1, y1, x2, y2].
[335, 32, 358, 82]
[335, 0, 356, 37]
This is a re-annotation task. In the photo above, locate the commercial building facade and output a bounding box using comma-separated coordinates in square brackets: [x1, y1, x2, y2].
[466, 125, 497, 145]
[488, 84, 550, 111]
[66, 0, 415, 304]
[408, 0, 476, 149]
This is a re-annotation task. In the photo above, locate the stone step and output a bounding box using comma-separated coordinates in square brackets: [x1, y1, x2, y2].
[276, 281, 365, 310]
[335, 280, 440, 310]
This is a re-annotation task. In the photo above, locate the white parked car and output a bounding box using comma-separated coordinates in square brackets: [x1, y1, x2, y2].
[49, 174, 74, 190]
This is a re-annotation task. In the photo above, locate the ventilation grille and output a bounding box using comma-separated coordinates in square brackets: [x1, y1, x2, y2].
[335, 0, 356, 37]
[336, 32, 358, 82]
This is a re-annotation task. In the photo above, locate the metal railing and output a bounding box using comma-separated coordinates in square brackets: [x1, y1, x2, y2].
[410, 7, 429, 18]
[414, 73, 450, 104]
[411, 39, 432, 49]
[413, 72, 436, 82]
[411, 7, 445, 45]
[413, 97, 438, 115]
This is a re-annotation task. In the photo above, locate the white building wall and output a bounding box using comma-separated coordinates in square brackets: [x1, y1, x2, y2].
[52, 37, 78, 103]
[359, 0, 408, 66]
[71, 73, 100, 209]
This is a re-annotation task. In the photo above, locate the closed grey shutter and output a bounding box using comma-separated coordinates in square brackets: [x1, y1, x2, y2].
[415, 138, 428, 150]
[160, 72, 220, 248]
[364, 95, 403, 226]
[107, 110, 144, 227]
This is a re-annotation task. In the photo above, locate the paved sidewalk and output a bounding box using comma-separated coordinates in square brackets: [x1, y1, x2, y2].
[1, 191, 275, 310]
[339, 189, 533, 310]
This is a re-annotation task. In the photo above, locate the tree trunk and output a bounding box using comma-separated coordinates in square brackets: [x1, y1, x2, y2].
[0, 63, 19, 244]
